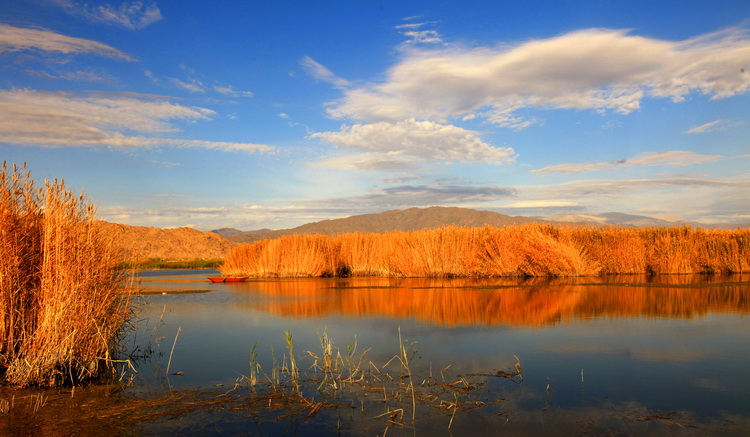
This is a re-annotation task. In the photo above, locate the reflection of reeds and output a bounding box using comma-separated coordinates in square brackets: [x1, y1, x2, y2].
[236, 277, 750, 327]
[0, 163, 131, 386]
[222, 224, 750, 278]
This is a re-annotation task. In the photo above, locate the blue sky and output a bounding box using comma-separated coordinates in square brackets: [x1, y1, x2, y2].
[1, 1, 748, 230]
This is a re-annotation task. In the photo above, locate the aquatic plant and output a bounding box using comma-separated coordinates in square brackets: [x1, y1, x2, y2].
[0, 162, 132, 386]
[221, 224, 750, 278]
[229, 329, 524, 431]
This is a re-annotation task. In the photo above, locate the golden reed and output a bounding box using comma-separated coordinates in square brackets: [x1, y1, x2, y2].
[1, 163, 131, 386]
[222, 224, 750, 278]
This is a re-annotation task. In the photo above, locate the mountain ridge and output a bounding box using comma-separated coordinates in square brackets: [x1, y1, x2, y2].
[215, 207, 749, 243]
[218, 206, 547, 243]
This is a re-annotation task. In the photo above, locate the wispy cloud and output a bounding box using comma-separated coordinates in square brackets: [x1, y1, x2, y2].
[0, 24, 134, 60]
[311, 153, 421, 172]
[685, 119, 738, 133]
[50, 0, 163, 30]
[300, 56, 351, 89]
[0, 89, 274, 153]
[147, 68, 254, 97]
[310, 119, 515, 169]
[500, 200, 582, 208]
[532, 151, 723, 174]
[170, 77, 206, 93]
[212, 84, 253, 98]
[303, 184, 518, 209]
[327, 26, 750, 128]
[395, 21, 442, 46]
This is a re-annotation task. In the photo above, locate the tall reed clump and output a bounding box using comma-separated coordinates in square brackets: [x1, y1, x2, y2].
[222, 223, 750, 278]
[0, 163, 131, 386]
[223, 234, 342, 277]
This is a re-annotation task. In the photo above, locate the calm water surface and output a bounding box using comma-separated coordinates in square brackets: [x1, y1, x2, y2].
[3, 270, 749, 436]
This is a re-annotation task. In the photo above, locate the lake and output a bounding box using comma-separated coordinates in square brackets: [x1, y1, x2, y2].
[2, 270, 749, 436]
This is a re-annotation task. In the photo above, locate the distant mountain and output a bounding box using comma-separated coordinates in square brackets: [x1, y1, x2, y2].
[212, 227, 258, 238]
[97, 222, 239, 260]
[549, 212, 685, 227]
[226, 206, 545, 243]
[549, 212, 750, 229]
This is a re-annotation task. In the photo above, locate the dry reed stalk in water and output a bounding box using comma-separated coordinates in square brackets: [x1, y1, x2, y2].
[1, 162, 132, 386]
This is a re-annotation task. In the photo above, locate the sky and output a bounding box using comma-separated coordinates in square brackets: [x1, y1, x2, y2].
[1, 1, 749, 230]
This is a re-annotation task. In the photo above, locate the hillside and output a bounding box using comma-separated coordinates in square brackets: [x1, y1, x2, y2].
[224, 206, 545, 243]
[97, 222, 239, 260]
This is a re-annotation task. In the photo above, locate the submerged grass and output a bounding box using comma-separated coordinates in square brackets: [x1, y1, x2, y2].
[225, 329, 524, 431]
[222, 224, 750, 278]
[0, 162, 132, 387]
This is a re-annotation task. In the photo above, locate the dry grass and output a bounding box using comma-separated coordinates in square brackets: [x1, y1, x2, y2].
[1, 163, 132, 386]
[222, 224, 750, 278]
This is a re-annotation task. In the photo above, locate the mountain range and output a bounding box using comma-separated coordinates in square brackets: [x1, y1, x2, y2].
[212, 206, 748, 243]
[99, 207, 748, 260]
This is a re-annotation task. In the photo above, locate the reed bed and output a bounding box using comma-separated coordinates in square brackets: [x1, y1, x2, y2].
[222, 224, 750, 278]
[0, 163, 131, 386]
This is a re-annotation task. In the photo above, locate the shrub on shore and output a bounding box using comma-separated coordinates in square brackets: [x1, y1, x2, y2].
[0, 163, 131, 386]
[221, 224, 750, 278]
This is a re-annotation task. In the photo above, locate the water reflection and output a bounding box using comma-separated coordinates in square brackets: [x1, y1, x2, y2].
[224, 275, 750, 327]
[3, 272, 749, 436]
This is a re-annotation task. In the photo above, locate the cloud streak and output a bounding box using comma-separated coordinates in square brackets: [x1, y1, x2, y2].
[0, 24, 134, 60]
[685, 119, 738, 134]
[327, 26, 750, 128]
[50, 0, 163, 30]
[0, 89, 274, 153]
[533, 151, 723, 174]
[301, 56, 351, 89]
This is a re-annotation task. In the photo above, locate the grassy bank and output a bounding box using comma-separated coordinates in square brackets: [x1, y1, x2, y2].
[221, 224, 750, 278]
[0, 163, 132, 386]
[120, 258, 223, 270]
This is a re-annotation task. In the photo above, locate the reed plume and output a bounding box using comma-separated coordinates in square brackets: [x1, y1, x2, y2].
[1, 162, 131, 386]
[222, 223, 750, 278]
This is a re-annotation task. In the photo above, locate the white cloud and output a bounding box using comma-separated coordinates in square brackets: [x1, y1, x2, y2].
[327, 26, 750, 128]
[685, 119, 737, 133]
[395, 21, 442, 46]
[401, 30, 442, 45]
[0, 24, 134, 60]
[300, 56, 351, 89]
[51, 0, 163, 30]
[501, 200, 582, 208]
[212, 84, 253, 98]
[170, 78, 206, 93]
[310, 119, 516, 165]
[301, 185, 518, 209]
[311, 153, 421, 172]
[148, 69, 254, 97]
[532, 151, 723, 174]
[0, 89, 275, 153]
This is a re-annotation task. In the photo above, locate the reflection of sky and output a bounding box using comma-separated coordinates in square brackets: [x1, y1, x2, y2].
[131, 271, 750, 420]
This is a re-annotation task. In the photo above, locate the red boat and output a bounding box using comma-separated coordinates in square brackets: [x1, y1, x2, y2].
[208, 277, 248, 283]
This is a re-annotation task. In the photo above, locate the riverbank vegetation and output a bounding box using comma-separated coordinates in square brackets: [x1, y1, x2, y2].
[120, 258, 223, 270]
[221, 224, 750, 278]
[0, 163, 132, 386]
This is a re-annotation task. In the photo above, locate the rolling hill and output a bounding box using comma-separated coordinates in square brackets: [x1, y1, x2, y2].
[97, 222, 239, 260]
[218, 206, 546, 243]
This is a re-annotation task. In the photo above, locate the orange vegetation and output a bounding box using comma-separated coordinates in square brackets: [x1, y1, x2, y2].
[1, 163, 131, 386]
[221, 224, 750, 278]
[233, 276, 750, 327]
